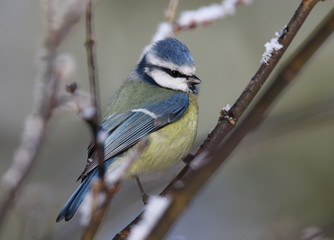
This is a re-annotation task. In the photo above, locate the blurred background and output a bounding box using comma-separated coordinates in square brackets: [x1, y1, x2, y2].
[1, 0, 334, 239]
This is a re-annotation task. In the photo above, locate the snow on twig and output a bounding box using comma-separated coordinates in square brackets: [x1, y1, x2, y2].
[261, 27, 286, 64]
[128, 196, 171, 240]
[146, 0, 253, 53]
[176, 0, 253, 30]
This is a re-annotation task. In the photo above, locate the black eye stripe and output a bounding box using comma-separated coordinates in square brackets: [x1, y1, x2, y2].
[159, 67, 187, 78]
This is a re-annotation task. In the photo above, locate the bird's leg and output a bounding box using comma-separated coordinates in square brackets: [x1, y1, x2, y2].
[135, 175, 149, 205]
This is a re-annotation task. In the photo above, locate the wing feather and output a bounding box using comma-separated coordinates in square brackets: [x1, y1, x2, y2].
[78, 92, 189, 180]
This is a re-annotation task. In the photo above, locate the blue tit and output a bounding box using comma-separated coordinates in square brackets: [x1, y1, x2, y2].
[56, 38, 201, 222]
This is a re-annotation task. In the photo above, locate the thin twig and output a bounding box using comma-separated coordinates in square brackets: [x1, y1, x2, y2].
[165, 0, 179, 23]
[85, 0, 101, 120]
[80, 1, 111, 238]
[84, 0, 105, 180]
[0, 0, 88, 232]
[114, 0, 329, 238]
[173, 0, 252, 33]
[150, 0, 251, 45]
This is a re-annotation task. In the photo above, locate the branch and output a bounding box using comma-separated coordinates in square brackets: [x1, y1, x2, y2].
[79, 1, 111, 239]
[174, 0, 253, 33]
[0, 0, 88, 232]
[165, 0, 179, 23]
[81, 182, 121, 240]
[197, 0, 320, 152]
[144, 2, 334, 239]
[236, 6, 334, 138]
[84, 0, 105, 180]
[161, 0, 327, 194]
[114, 0, 331, 238]
[150, 0, 252, 44]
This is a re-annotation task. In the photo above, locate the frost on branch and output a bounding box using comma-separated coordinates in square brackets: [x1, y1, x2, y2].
[55, 53, 76, 81]
[148, 0, 253, 47]
[79, 189, 106, 226]
[261, 28, 285, 64]
[151, 22, 173, 44]
[128, 196, 171, 240]
[177, 0, 253, 28]
[223, 104, 231, 111]
[78, 106, 96, 121]
[143, 22, 173, 53]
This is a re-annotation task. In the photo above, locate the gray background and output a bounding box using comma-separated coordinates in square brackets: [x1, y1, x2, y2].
[1, 0, 334, 239]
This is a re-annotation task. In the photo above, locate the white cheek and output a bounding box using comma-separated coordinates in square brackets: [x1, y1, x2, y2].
[149, 69, 188, 92]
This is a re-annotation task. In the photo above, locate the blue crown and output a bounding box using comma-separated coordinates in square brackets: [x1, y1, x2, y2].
[151, 38, 195, 66]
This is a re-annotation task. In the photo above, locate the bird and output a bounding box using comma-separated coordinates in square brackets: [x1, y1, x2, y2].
[56, 38, 201, 222]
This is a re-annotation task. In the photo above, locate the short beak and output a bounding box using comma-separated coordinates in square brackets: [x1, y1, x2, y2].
[187, 75, 202, 84]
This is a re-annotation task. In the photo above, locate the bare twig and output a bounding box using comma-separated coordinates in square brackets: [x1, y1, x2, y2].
[0, 0, 88, 232]
[114, 0, 330, 238]
[84, 0, 105, 180]
[80, 1, 111, 238]
[85, 0, 101, 122]
[165, 0, 179, 23]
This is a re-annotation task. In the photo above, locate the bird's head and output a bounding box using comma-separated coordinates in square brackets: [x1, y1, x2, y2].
[137, 38, 201, 95]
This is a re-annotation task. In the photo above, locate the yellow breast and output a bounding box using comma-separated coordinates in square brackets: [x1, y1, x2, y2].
[113, 94, 198, 177]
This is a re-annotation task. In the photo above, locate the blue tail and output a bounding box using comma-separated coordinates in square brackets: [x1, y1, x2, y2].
[56, 168, 98, 222]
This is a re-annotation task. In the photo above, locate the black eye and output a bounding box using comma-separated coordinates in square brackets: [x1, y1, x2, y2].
[170, 70, 181, 78]
[159, 67, 187, 78]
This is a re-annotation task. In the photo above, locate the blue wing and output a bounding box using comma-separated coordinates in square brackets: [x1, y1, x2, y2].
[56, 92, 189, 222]
[80, 92, 189, 179]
